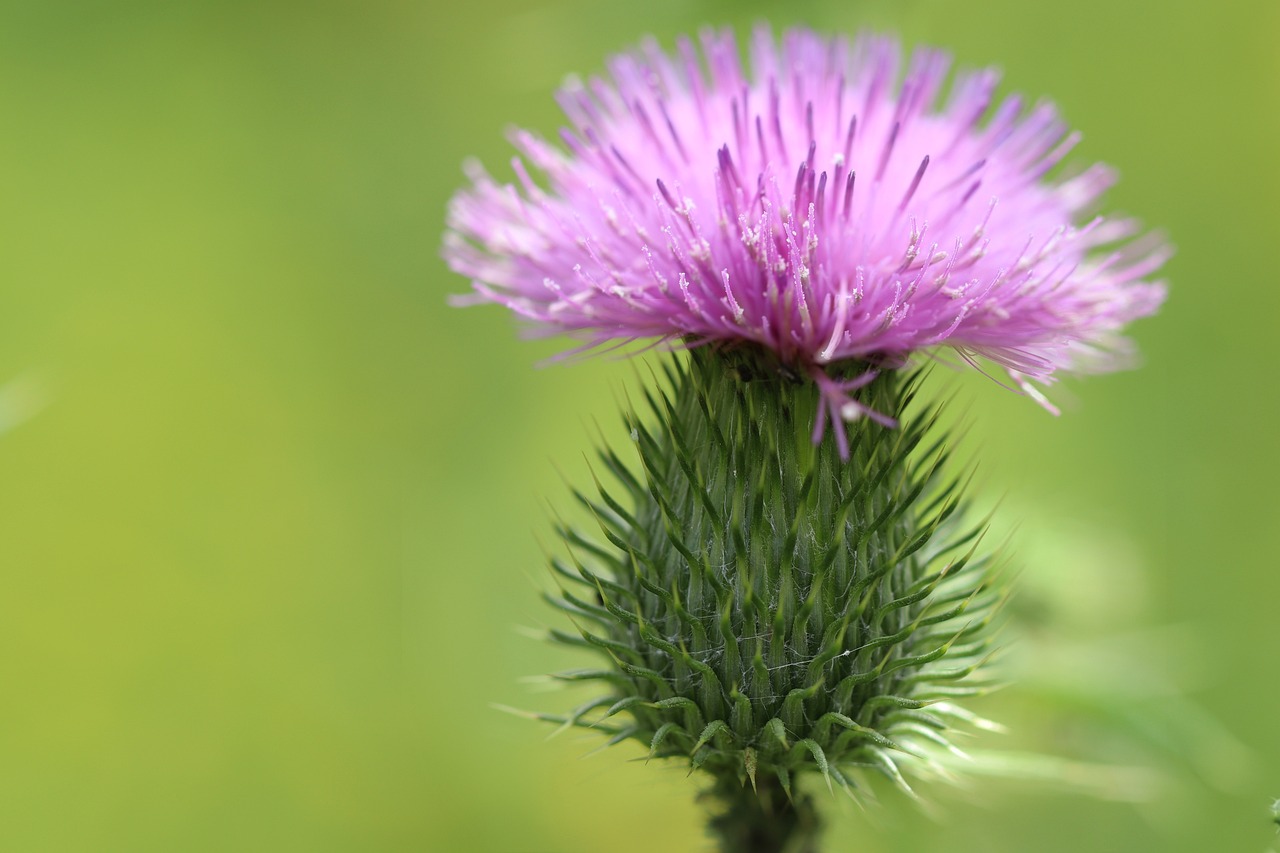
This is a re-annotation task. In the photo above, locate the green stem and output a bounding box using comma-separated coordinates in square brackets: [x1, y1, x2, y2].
[706, 774, 821, 853]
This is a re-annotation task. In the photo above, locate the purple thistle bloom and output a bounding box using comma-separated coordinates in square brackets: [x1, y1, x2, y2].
[445, 26, 1167, 449]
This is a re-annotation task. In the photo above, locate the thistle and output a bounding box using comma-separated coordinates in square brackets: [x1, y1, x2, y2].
[444, 25, 1165, 852]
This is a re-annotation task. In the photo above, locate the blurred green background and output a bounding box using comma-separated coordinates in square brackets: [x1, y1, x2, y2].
[0, 0, 1276, 850]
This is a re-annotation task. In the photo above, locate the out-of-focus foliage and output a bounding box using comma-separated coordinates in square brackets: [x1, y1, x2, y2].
[0, 1, 1275, 851]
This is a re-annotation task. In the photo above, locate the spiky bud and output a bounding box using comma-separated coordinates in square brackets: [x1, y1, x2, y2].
[542, 345, 999, 850]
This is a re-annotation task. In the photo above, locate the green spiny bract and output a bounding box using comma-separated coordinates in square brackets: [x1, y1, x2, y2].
[542, 344, 1002, 803]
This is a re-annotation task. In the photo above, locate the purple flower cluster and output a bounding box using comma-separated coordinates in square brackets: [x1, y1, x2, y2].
[445, 26, 1166, 433]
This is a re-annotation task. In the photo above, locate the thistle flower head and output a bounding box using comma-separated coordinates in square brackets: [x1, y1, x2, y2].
[445, 26, 1167, 427]
[450, 29, 1169, 845]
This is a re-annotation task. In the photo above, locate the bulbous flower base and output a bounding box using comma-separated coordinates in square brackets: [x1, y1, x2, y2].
[541, 344, 1003, 848]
